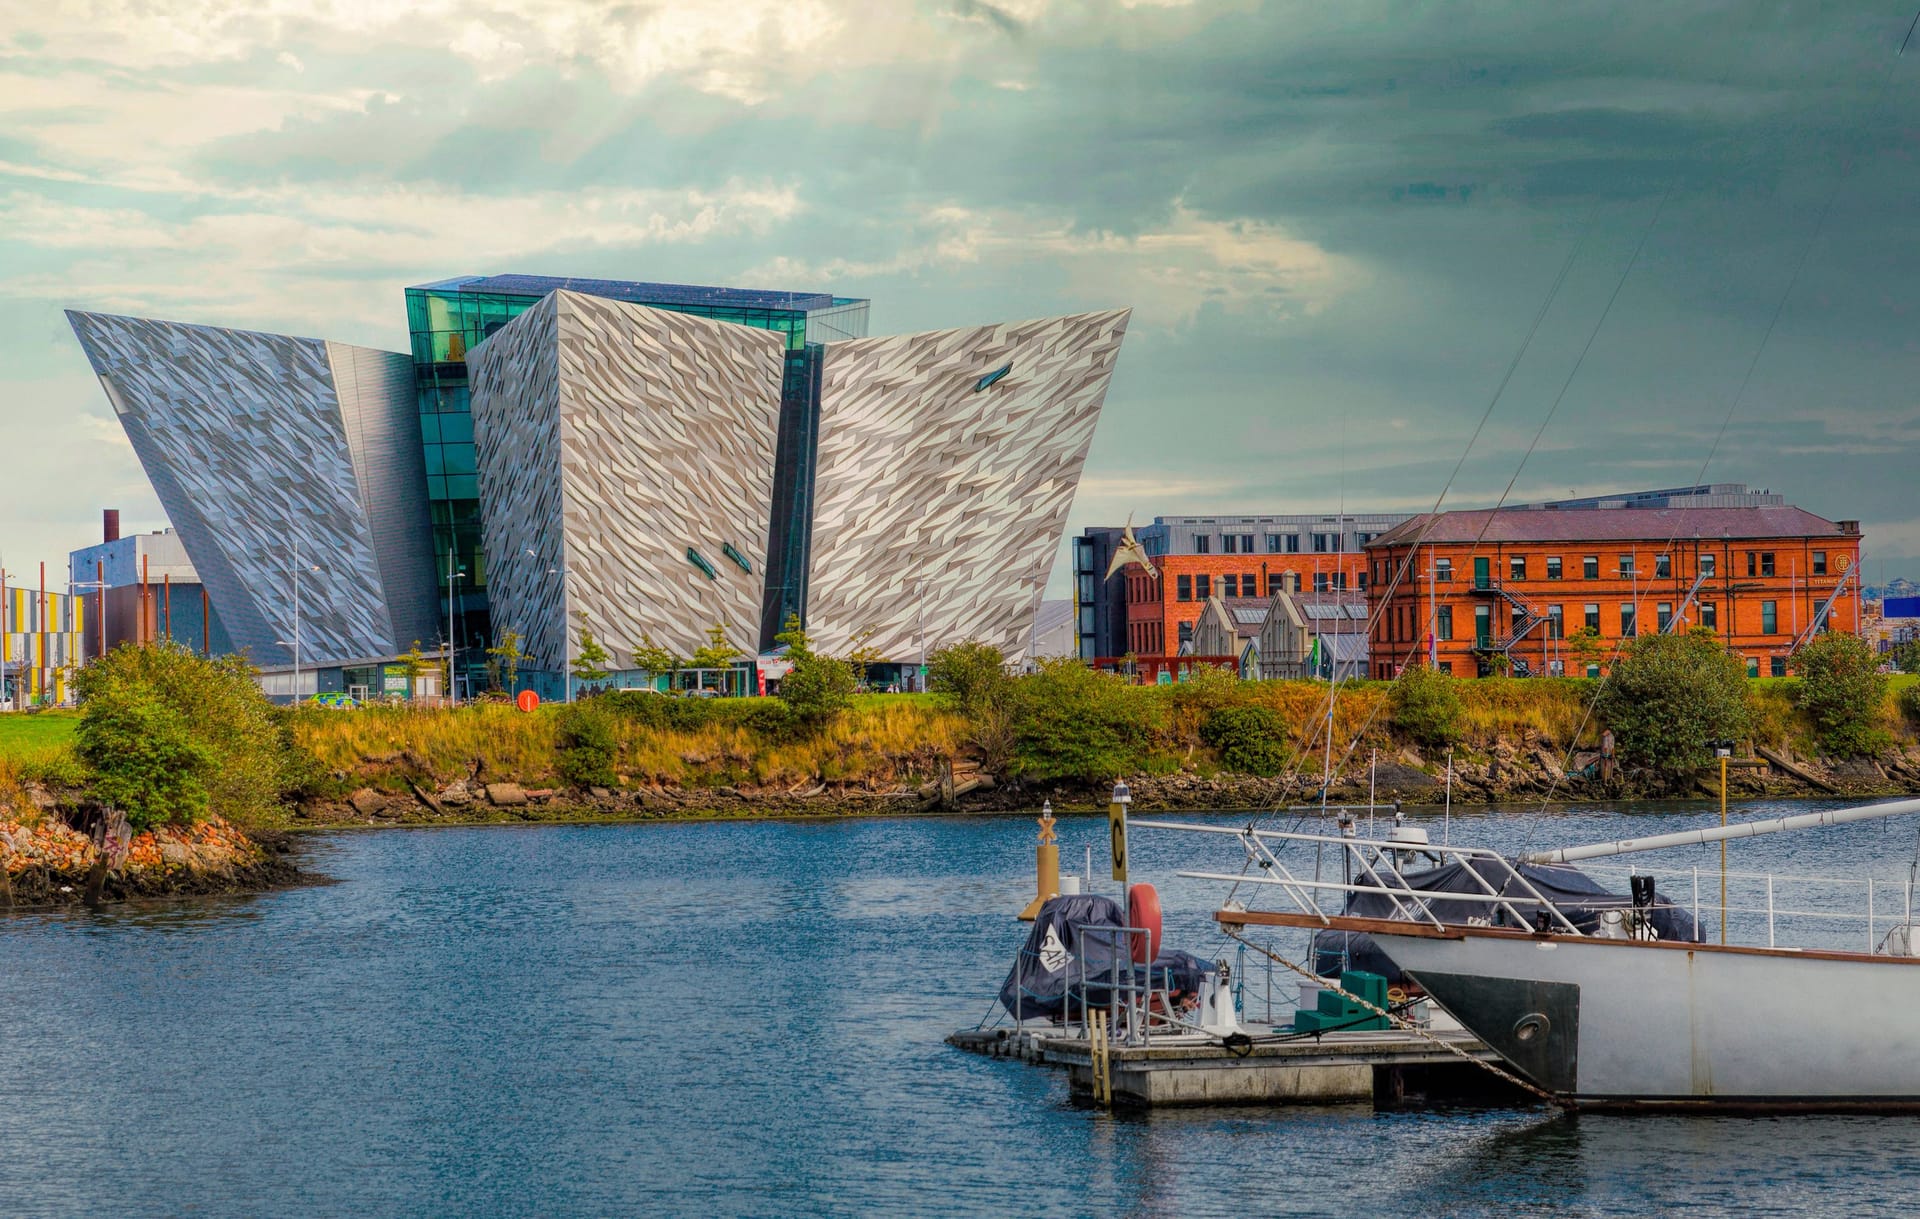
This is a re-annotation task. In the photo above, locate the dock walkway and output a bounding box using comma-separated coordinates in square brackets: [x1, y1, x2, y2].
[949, 1026, 1513, 1107]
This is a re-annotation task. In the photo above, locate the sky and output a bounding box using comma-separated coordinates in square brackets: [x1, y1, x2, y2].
[5, 0, 1920, 596]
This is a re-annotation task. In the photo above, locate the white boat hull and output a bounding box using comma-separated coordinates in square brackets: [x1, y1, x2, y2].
[1372, 929, 1920, 1110]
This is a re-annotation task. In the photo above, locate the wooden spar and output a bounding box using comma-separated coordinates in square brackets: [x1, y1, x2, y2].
[1522, 798, 1920, 865]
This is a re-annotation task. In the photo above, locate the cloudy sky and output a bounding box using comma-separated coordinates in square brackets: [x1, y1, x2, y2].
[6, 0, 1920, 594]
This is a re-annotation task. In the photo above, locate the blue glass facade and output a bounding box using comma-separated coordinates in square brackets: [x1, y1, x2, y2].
[403, 274, 870, 656]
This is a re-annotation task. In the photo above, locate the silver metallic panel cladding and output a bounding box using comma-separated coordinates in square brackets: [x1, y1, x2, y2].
[467, 291, 782, 670]
[66, 311, 437, 666]
[807, 309, 1130, 662]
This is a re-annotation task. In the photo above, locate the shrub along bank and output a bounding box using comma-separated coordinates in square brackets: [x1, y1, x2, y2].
[10, 631, 1920, 841]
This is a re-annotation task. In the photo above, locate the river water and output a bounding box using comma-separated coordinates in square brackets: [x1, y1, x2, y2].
[4, 799, 1920, 1217]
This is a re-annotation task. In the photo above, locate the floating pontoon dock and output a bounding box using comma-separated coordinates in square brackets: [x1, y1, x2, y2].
[949, 1025, 1516, 1107]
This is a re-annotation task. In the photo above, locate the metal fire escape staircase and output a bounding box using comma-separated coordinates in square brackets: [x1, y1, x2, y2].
[1469, 578, 1550, 677]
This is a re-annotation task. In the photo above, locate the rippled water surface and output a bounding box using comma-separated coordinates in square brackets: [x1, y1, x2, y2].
[5, 800, 1920, 1216]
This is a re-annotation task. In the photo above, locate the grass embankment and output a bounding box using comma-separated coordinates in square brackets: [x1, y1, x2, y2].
[292, 694, 972, 794]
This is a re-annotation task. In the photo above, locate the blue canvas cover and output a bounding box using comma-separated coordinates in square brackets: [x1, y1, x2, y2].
[998, 894, 1209, 1021]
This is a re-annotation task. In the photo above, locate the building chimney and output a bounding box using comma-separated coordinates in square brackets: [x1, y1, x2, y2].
[103, 508, 121, 544]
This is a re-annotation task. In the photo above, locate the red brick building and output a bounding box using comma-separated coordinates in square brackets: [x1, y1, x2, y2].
[1364, 507, 1862, 679]
[1120, 551, 1368, 657]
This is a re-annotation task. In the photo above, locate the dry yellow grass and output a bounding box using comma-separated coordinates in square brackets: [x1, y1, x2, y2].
[291, 697, 971, 790]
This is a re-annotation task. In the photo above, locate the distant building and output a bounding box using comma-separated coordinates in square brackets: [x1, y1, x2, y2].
[1364, 506, 1862, 679]
[0, 580, 85, 707]
[68, 514, 229, 660]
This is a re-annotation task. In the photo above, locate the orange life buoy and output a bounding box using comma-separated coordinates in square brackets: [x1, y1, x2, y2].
[1127, 882, 1163, 964]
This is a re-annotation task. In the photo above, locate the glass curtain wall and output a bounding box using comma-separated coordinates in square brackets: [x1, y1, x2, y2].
[404, 277, 870, 662]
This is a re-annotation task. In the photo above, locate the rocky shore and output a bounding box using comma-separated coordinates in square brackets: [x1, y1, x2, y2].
[286, 734, 1920, 828]
[0, 812, 305, 908]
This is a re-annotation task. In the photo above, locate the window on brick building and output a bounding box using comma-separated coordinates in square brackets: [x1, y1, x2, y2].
[1177, 575, 1192, 601]
[1657, 602, 1673, 632]
[1546, 556, 1562, 580]
[1656, 554, 1671, 578]
[1314, 573, 1329, 593]
[1435, 557, 1453, 582]
[1761, 600, 1777, 633]
[1267, 573, 1284, 596]
[1747, 656, 1759, 678]
[1813, 551, 1827, 576]
[1221, 574, 1237, 597]
[1510, 555, 1527, 581]
[1436, 604, 1452, 641]
[1619, 554, 1636, 578]
[1584, 603, 1601, 632]
[1700, 554, 1716, 577]
[1583, 556, 1599, 579]
[1242, 572, 1255, 594]
[1196, 575, 1211, 599]
[1746, 551, 1756, 577]
[1547, 605, 1564, 639]
[1587, 663, 1601, 678]
[1771, 657, 1787, 678]
[1620, 604, 1637, 637]
[1761, 552, 1776, 577]
[1700, 602, 1717, 630]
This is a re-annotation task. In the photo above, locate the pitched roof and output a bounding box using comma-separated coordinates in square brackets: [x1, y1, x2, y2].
[1366, 506, 1847, 548]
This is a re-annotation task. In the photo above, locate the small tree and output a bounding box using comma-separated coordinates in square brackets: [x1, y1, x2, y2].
[1595, 629, 1752, 774]
[398, 640, 431, 699]
[689, 623, 742, 692]
[774, 613, 813, 661]
[571, 615, 611, 687]
[1794, 632, 1890, 756]
[1567, 626, 1604, 676]
[487, 629, 524, 693]
[846, 625, 886, 688]
[630, 633, 683, 685]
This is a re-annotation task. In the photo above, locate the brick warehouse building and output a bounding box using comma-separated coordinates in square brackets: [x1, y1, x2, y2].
[1075, 513, 1407, 659]
[1363, 506, 1862, 679]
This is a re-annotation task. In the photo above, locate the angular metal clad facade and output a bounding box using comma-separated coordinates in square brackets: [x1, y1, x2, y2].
[65, 311, 439, 666]
[805, 308, 1131, 661]
[466, 291, 784, 670]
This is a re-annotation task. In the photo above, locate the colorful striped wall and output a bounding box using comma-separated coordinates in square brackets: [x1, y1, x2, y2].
[2, 587, 86, 704]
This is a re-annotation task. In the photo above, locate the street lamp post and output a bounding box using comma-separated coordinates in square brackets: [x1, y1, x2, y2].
[446, 547, 467, 706]
[528, 549, 567, 703]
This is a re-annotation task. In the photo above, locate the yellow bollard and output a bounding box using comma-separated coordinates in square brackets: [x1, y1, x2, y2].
[1018, 799, 1061, 921]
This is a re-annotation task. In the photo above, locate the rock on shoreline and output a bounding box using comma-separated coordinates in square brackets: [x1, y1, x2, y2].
[0, 814, 304, 908]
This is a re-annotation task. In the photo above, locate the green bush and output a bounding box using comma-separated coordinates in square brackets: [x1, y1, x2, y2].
[1794, 632, 1890, 756]
[1007, 659, 1159, 782]
[1901, 682, 1920, 727]
[76, 685, 213, 829]
[927, 640, 1010, 717]
[555, 703, 619, 789]
[1199, 704, 1288, 776]
[1389, 663, 1464, 748]
[1594, 629, 1752, 774]
[74, 643, 290, 826]
[777, 654, 856, 726]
